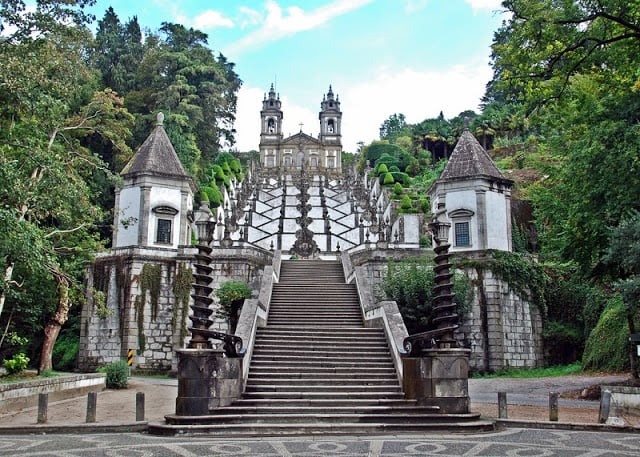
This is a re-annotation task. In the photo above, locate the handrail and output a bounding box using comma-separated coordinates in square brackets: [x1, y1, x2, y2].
[235, 250, 281, 386]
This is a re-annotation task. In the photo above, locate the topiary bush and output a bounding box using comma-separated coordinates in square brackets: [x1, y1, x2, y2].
[104, 359, 129, 389]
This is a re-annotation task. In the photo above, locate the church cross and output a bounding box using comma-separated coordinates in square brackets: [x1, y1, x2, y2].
[299, 122, 304, 132]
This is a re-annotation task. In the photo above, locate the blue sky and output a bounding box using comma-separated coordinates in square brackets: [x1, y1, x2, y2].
[86, 0, 505, 152]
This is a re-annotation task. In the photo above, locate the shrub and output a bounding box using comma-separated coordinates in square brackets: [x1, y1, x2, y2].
[381, 258, 472, 334]
[382, 172, 394, 185]
[582, 296, 633, 372]
[543, 320, 582, 365]
[216, 280, 253, 333]
[376, 163, 389, 175]
[105, 360, 129, 389]
[392, 182, 403, 197]
[2, 353, 29, 375]
[399, 195, 413, 212]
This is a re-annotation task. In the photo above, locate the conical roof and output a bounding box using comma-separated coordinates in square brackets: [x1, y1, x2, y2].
[439, 129, 510, 184]
[121, 113, 189, 179]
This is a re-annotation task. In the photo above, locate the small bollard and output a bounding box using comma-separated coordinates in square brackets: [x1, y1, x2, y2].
[136, 392, 145, 421]
[498, 392, 508, 419]
[549, 391, 559, 422]
[599, 390, 612, 423]
[37, 393, 48, 424]
[86, 391, 97, 423]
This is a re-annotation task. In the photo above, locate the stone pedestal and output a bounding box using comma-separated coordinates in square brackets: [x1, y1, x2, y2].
[402, 347, 471, 414]
[175, 349, 243, 416]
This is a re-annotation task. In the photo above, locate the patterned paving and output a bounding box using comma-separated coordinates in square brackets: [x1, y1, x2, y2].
[2, 428, 640, 456]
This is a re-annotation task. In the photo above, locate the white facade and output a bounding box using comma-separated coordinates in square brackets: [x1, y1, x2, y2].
[431, 177, 512, 252]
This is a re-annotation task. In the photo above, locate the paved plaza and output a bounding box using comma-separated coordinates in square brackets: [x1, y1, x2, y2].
[1, 428, 640, 456]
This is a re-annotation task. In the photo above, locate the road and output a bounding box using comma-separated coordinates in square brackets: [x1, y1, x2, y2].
[1, 428, 639, 456]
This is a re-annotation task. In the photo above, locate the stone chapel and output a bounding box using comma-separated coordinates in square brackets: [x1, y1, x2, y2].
[259, 84, 343, 172]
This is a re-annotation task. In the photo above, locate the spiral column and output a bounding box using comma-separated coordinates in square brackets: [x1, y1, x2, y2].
[188, 206, 216, 349]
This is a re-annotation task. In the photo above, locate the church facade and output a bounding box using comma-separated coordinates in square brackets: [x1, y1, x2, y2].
[259, 85, 343, 173]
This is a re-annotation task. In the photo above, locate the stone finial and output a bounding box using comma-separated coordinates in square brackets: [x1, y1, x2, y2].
[156, 112, 165, 126]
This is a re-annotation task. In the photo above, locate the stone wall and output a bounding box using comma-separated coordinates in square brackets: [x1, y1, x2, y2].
[458, 267, 544, 372]
[79, 245, 272, 373]
[346, 247, 544, 372]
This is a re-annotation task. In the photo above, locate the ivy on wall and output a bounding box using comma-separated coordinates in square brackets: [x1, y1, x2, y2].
[172, 265, 193, 345]
[456, 249, 549, 315]
[134, 263, 162, 353]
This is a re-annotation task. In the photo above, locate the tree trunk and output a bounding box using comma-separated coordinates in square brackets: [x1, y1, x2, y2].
[39, 270, 70, 374]
[0, 262, 14, 317]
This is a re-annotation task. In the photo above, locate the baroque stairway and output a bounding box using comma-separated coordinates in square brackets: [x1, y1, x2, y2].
[157, 260, 491, 436]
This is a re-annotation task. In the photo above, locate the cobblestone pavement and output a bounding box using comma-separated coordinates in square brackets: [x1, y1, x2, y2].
[1, 428, 640, 456]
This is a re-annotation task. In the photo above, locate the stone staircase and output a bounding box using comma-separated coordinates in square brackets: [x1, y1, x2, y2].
[156, 260, 492, 436]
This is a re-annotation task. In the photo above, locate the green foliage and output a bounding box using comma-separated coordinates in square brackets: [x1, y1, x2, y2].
[460, 250, 549, 315]
[392, 182, 404, 198]
[104, 359, 129, 389]
[605, 212, 640, 309]
[381, 172, 395, 185]
[543, 321, 582, 366]
[2, 353, 29, 375]
[52, 331, 79, 372]
[399, 195, 413, 213]
[582, 296, 632, 372]
[92, 289, 112, 319]
[172, 265, 193, 345]
[215, 280, 252, 333]
[475, 362, 583, 379]
[376, 163, 389, 175]
[381, 257, 472, 334]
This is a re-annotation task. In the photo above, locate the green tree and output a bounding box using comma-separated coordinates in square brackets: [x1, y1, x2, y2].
[0, 2, 134, 372]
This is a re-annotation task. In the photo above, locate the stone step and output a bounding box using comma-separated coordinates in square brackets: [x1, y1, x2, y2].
[256, 327, 384, 336]
[252, 344, 389, 352]
[250, 354, 393, 363]
[244, 384, 401, 393]
[165, 412, 472, 425]
[248, 368, 398, 377]
[269, 318, 362, 329]
[241, 391, 405, 400]
[253, 346, 389, 358]
[246, 377, 398, 385]
[255, 336, 388, 345]
[208, 404, 439, 415]
[151, 419, 495, 437]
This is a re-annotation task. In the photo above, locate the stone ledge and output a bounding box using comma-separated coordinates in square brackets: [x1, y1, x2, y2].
[0, 373, 106, 414]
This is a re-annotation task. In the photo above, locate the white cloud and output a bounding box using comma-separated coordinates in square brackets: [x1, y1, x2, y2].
[340, 63, 493, 151]
[238, 6, 263, 29]
[226, 0, 373, 55]
[405, 0, 429, 13]
[464, 0, 503, 11]
[193, 10, 234, 30]
[234, 62, 492, 153]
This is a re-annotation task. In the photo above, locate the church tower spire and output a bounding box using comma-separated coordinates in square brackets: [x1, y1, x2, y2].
[319, 84, 342, 141]
[261, 83, 283, 139]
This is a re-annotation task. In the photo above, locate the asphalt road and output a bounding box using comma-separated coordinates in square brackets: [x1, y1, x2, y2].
[1, 428, 639, 456]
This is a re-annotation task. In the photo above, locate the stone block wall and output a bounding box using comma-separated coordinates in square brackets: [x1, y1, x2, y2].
[456, 267, 543, 372]
[79, 245, 272, 373]
[347, 247, 544, 373]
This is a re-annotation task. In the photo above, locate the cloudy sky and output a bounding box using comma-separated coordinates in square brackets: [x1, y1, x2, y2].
[88, 0, 505, 152]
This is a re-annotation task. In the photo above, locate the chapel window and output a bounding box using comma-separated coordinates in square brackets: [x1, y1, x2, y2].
[156, 219, 172, 244]
[454, 222, 470, 247]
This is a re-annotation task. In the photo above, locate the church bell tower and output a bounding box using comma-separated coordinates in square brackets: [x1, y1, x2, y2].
[319, 85, 342, 142]
[260, 83, 283, 140]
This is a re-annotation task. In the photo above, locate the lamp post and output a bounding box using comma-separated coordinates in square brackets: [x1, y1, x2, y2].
[188, 204, 216, 349]
[429, 208, 459, 348]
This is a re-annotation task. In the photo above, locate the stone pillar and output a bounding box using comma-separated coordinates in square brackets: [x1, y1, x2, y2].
[175, 349, 243, 416]
[402, 347, 471, 414]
